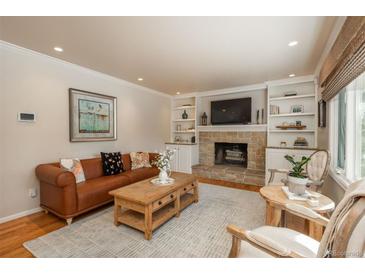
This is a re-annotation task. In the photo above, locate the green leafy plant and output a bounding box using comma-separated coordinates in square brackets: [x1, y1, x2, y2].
[284, 155, 311, 179]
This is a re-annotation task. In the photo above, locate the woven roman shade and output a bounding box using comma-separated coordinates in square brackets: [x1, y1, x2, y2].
[320, 16, 365, 101]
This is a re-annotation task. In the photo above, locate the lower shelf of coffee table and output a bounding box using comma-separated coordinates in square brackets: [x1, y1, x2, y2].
[118, 193, 195, 232]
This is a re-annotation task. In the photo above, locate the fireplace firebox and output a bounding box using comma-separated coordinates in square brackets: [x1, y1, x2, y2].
[214, 142, 248, 167]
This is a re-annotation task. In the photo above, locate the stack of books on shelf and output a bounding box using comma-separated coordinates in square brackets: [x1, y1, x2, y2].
[270, 105, 280, 114]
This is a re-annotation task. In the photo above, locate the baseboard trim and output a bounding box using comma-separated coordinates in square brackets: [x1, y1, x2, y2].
[0, 207, 43, 224]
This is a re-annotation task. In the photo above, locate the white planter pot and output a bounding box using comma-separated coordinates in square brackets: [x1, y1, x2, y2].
[159, 169, 169, 184]
[288, 175, 308, 195]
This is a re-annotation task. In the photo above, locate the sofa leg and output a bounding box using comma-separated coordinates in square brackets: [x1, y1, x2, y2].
[66, 218, 73, 225]
[44, 209, 49, 214]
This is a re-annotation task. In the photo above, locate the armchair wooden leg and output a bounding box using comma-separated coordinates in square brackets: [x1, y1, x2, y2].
[228, 235, 241, 258]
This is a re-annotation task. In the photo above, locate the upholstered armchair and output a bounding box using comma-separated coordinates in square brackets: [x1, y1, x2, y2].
[268, 150, 330, 192]
[227, 180, 365, 258]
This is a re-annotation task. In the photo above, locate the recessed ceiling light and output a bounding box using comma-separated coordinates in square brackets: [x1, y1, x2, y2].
[176, 92, 180, 95]
[54, 47, 63, 52]
[288, 41, 298, 47]
[289, 74, 296, 78]
[137, 78, 143, 81]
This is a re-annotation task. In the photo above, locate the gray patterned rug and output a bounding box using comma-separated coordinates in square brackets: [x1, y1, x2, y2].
[23, 184, 265, 257]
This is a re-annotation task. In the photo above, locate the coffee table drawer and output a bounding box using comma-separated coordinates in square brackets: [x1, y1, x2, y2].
[181, 181, 197, 195]
[152, 191, 177, 211]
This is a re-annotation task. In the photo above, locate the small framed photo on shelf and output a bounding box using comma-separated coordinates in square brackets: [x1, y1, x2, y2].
[318, 99, 326, 128]
[290, 105, 304, 113]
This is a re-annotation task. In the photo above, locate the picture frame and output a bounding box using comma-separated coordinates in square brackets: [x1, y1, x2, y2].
[318, 99, 326, 128]
[290, 104, 304, 113]
[69, 88, 117, 142]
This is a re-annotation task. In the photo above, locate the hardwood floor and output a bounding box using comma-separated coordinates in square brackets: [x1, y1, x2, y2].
[0, 179, 269, 258]
[0, 211, 65, 257]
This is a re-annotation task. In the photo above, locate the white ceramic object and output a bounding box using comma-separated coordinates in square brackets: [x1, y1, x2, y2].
[158, 169, 169, 184]
[151, 177, 175, 185]
[288, 175, 308, 195]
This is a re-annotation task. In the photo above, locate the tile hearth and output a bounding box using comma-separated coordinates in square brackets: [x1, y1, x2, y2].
[192, 164, 265, 186]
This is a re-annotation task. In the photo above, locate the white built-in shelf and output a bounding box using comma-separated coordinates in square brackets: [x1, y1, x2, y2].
[174, 106, 196, 110]
[173, 119, 196, 122]
[269, 129, 315, 133]
[269, 112, 315, 117]
[269, 94, 315, 101]
[173, 130, 196, 134]
[198, 124, 267, 132]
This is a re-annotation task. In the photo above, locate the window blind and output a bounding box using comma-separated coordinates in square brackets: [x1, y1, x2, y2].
[320, 17, 365, 101]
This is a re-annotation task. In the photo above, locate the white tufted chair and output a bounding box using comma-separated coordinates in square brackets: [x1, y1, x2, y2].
[268, 150, 330, 192]
[227, 180, 365, 258]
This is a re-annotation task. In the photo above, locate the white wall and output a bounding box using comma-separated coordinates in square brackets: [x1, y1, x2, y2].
[0, 42, 171, 220]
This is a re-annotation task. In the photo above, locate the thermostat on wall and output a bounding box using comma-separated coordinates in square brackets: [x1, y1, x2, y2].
[17, 112, 36, 122]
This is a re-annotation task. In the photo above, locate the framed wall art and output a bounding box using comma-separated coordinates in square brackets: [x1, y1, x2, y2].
[69, 88, 117, 142]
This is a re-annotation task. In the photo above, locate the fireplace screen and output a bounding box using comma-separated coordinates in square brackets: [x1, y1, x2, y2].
[215, 142, 248, 167]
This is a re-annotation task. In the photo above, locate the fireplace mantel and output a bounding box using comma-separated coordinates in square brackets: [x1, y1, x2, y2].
[197, 124, 267, 132]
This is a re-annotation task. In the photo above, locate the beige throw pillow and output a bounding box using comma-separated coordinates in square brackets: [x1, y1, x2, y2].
[130, 152, 151, 170]
[60, 158, 86, 183]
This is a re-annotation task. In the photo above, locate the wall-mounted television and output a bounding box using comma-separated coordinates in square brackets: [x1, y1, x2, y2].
[211, 98, 251, 125]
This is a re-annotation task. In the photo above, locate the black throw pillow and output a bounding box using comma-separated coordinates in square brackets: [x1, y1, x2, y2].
[100, 152, 123, 176]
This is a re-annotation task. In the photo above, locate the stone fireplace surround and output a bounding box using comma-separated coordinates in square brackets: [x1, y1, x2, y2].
[192, 131, 266, 186]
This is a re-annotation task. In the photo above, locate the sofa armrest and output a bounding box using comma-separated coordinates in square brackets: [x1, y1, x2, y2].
[36, 164, 76, 187]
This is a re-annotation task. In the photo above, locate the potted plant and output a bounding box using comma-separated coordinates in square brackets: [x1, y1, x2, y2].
[284, 155, 311, 195]
[153, 149, 175, 184]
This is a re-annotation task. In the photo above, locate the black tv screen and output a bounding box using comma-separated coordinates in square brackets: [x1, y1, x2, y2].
[211, 98, 251, 125]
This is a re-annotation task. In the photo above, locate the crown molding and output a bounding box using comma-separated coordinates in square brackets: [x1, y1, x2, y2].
[0, 40, 171, 99]
[175, 83, 267, 99]
[265, 75, 316, 87]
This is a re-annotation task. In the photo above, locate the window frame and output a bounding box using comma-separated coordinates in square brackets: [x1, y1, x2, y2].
[329, 75, 364, 189]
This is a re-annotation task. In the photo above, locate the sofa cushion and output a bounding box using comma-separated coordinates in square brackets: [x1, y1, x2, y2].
[130, 152, 151, 170]
[60, 158, 86, 183]
[101, 152, 123, 175]
[77, 174, 131, 211]
[122, 167, 159, 183]
[80, 158, 104, 180]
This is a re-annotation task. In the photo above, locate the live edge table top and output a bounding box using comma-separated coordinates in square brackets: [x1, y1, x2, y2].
[109, 172, 197, 205]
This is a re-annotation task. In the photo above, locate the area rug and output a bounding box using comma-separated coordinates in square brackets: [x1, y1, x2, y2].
[23, 184, 265, 257]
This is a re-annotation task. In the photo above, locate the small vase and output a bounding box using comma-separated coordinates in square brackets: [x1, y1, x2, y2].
[159, 168, 169, 184]
[182, 110, 188, 119]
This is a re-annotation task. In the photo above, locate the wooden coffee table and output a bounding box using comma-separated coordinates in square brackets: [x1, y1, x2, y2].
[260, 185, 335, 240]
[109, 172, 199, 240]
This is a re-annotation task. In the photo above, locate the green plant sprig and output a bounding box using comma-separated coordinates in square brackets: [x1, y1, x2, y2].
[284, 155, 311, 179]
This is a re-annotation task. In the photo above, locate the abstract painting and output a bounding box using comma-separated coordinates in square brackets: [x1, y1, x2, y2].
[69, 88, 117, 142]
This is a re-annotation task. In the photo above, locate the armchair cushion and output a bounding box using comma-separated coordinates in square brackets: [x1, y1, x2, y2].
[238, 226, 319, 258]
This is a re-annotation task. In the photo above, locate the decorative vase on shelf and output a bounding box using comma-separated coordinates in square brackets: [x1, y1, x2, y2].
[201, 112, 207, 125]
[182, 110, 188, 119]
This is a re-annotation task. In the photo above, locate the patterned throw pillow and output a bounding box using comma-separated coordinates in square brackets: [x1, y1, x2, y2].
[130, 152, 151, 170]
[60, 158, 86, 184]
[100, 152, 123, 176]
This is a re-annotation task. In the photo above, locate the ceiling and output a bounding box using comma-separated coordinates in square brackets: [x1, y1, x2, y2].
[0, 16, 337, 95]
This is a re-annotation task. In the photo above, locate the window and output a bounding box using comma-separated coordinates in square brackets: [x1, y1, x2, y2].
[330, 71, 365, 187]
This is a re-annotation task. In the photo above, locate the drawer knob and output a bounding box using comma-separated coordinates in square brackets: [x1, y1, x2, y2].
[158, 201, 162, 205]
[184, 188, 187, 191]
[191, 183, 194, 186]
[170, 194, 174, 199]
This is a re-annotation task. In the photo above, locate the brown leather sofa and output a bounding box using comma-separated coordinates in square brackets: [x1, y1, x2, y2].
[35, 153, 159, 224]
